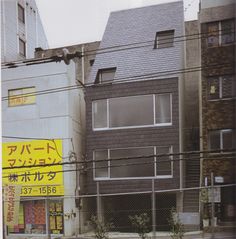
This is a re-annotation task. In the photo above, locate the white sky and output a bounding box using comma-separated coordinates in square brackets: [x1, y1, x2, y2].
[35, 0, 199, 48]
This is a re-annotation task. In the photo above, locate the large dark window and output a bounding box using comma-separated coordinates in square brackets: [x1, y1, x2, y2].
[93, 146, 173, 179]
[92, 94, 172, 130]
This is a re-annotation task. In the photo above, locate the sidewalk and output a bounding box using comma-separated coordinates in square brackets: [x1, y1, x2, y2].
[69, 230, 236, 239]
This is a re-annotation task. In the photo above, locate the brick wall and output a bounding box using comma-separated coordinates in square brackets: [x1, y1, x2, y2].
[200, 5, 236, 183]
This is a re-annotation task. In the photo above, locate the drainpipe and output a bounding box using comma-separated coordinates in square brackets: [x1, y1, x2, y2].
[81, 45, 85, 85]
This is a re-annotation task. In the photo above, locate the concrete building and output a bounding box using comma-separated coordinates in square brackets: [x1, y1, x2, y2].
[2, 42, 100, 239]
[1, 0, 48, 62]
[2, 61, 83, 238]
[199, 0, 236, 227]
[80, 1, 201, 234]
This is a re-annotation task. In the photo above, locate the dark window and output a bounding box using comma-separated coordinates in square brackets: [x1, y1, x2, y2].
[110, 147, 154, 178]
[18, 4, 25, 23]
[209, 129, 234, 151]
[19, 38, 26, 57]
[207, 19, 235, 47]
[154, 30, 175, 49]
[95, 68, 116, 83]
[207, 22, 219, 47]
[156, 146, 172, 176]
[208, 75, 234, 100]
[93, 146, 173, 179]
[221, 20, 235, 45]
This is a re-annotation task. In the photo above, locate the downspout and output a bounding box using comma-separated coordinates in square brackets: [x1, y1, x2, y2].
[81, 45, 85, 85]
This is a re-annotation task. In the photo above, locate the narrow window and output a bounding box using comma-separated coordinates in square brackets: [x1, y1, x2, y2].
[155, 94, 171, 124]
[155, 30, 175, 49]
[221, 19, 235, 45]
[156, 146, 172, 176]
[18, 4, 25, 23]
[94, 150, 108, 178]
[19, 38, 26, 57]
[92, 99, 107, 128]
[95, 68, 116, 84]
[207, 22, 219, 47]
[208, 77, 220, 100]
[8, 87, 36, 107]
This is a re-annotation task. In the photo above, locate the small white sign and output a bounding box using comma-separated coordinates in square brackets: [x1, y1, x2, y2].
[215, 176, 224, 183]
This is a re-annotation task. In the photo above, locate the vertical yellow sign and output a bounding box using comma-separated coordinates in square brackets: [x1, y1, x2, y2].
[4, 185, 22, 226]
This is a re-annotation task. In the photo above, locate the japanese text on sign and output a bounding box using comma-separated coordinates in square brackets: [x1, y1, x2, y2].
[4, 185, 21, 226]
[2, 140, 64, 196]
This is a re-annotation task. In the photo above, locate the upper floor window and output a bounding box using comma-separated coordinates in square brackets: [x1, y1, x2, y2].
[154, 30, 175, 49]
[19, 38, 26, 57]
[207, 19, 235, 47]
[18, 4, 25, 23]
[8, 87, 36, 107]
[92, 94, 172, 130]
[209, 129, 234, 151]
[95, 67, 116, 84]
[93, 146, 173, 179]
[208, 75, 235, 100]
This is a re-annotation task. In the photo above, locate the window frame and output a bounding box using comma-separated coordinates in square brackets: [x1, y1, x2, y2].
[208, 75, 235, 101]
[95, 67, 116, 84]
[8, 87, 36, 107]
[207, 19, 235, 48]
[92, 93, 172, 131]
[154, 30, 175, 49]
[18, 3, 25, 23]
[19, 38, 26, 57]
[208, 129, 234, 152]
[93, 146, 173, 180]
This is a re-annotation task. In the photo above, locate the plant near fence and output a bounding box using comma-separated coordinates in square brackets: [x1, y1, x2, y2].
[90, 215, 113, 239]
[168, 208, 185, 239]
[129, 213, 150, 239]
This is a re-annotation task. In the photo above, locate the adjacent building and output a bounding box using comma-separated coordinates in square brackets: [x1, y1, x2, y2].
[199, 0, 236, 226]
[1, 0, 48, 62]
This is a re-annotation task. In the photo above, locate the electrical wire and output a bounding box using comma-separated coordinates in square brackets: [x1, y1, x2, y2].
[1, 29, 234, 69]
[1, 61, 234, 101]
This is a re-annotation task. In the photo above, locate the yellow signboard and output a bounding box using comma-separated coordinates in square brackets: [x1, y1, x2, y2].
[8, 87, 36, 107]
[2, 140, 64, 196]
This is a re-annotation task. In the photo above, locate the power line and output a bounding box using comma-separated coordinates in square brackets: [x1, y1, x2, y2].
[1, 61, 234, 101]
[2, 148, 235, 171]
[1, 29, 234, 69]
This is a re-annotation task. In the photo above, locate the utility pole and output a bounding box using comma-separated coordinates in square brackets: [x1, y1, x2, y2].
[46, 187, 51, 239]
[152, 179, 156, 239]
[211, 172, 215, 239]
